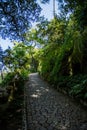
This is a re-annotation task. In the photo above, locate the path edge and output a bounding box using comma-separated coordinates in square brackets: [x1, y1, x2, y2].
[22, 83, 27, 130]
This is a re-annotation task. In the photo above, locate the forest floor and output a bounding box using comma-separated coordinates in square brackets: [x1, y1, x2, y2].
[25, 73, 87, 130]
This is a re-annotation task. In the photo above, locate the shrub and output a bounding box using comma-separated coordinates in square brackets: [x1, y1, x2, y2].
[56, 74, 87, 101]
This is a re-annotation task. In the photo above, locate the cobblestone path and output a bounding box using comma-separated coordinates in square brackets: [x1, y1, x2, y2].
[25, 73, 87, 130]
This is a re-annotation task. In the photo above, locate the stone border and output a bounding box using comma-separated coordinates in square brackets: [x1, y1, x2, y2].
[22, 86, 27, 130]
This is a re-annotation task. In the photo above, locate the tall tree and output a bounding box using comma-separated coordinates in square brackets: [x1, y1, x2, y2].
[57, 0, 87, 29]
[53, 0, 56, 18]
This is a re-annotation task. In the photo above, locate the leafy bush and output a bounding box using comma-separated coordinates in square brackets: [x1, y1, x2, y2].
[1, 69, 29, 89]
[19, 69, 29, 80]
[1, 72, 15, 87]
[55, 75, 87, 101]
[69, 78, 87, 100]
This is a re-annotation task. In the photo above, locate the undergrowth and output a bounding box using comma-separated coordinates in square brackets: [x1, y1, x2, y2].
[0, 71, 28, 130]
[50, 74, 87, 102]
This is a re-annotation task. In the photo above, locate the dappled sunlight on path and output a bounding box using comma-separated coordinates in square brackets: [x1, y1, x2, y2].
[25, 73, 87, 130]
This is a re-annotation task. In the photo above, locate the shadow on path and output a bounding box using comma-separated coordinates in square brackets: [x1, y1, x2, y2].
[25, 73, 87, 130]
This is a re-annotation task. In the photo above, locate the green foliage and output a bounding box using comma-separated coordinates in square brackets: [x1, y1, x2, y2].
[1, 70, 28, 91]
[38, 43, 59, 80]
[54, 74, 87, 101]
[1, 41, 39, 89]
[1, 72, 15, 87]
[50, 42, 73, 79]
[84, 93, 87, 99]
[4, 43, 31, 72]
[69, 77, 87, 100]
[20, 69, 29, 80]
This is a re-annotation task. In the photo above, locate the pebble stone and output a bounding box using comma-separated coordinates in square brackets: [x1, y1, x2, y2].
[25, 73, 87, 130]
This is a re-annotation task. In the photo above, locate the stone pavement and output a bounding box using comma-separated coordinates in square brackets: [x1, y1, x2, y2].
[25, 73, 87, 130]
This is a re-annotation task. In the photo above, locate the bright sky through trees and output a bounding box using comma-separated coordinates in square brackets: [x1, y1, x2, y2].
[39, 0, 59, 20]
[0, 37, 14, 50]
[0, 0, 59, 50]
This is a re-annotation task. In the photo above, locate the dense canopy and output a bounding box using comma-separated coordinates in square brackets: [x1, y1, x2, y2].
[0, 0, 41, 40]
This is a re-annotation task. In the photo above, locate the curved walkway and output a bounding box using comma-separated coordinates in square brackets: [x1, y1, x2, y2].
[25, 73, 87, 130]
